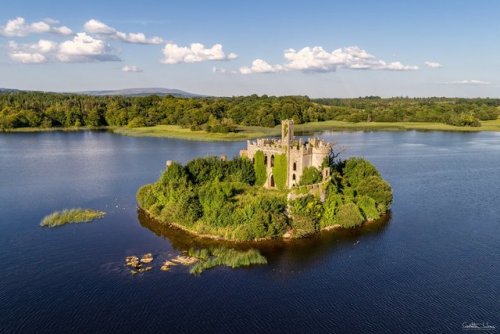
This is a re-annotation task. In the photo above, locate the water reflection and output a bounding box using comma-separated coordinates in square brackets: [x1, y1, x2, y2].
[137, 209, 391, 267]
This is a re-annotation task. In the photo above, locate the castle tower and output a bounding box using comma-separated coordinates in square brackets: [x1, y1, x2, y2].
[281, 119, 294, 147]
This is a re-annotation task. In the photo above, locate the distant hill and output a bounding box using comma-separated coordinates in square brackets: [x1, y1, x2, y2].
[0, 88, 20, 93]
[78, 88, 202, 98]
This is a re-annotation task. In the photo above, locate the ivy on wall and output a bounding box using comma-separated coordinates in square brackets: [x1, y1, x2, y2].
[254, 150, 267, 186]
[272, 153, 288, 190]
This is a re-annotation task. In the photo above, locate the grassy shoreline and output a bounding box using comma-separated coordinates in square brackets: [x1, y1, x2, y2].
[114, 119, 500, 141]
[4, 118, 500, 141]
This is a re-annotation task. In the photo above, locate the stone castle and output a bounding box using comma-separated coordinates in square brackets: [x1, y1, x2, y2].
[240, 120, 332, 189]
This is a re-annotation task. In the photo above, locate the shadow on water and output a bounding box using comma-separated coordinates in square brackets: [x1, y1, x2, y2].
[137, 209, 391, 267]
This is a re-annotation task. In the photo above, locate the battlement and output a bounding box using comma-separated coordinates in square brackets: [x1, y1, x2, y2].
[240, 119, 333, 189]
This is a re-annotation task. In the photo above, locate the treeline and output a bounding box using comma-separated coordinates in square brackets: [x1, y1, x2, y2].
[314, 97, 500, 126]
[1, 91, 499, 131]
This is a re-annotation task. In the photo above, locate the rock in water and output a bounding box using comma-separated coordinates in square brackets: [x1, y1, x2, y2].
[140, 253, 154, 264]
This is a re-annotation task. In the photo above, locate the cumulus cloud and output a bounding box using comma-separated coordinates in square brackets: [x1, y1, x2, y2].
[239, 59, 285, 74]
[9, 52, 46, 64]
[57, 33, 120, 62]
[0, 17, 72, 36]
[8, 33, 120, 64]
[445, 80, 491, 85]
[161, 42, 237, 64]
[7, 40, 56, 63]
[84, 19, 163, 45]
[122, 65, 143, 72]
[238, 46, 418, 74]
[425, 61, 443, 68]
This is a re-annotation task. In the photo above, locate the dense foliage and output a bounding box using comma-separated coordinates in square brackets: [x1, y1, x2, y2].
[1, 92, 498, 131]
[253, 150, 267, 186]
[137, 153, 393, 241]
[299, 166, 323, 186]
[271, 153, 287, 190]
[288, 157, 392, 235]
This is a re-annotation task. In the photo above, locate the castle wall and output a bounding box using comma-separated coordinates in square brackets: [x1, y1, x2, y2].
[240, 120, 332, 189]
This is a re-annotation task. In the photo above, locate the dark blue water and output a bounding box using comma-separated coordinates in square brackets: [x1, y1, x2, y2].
[0, 130, 499, 333]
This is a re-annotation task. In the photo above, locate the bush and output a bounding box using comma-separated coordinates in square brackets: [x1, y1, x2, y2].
[335, 203, 364, 228]
[227, 157, 256, 185]
[136, 184, 156, 209]
[357, 195, 380, 221]
[356, 176, 393, 209]
[342, 157, 380, 188]
[321, 191, 343, 228]
[289, 195, 323, 235]
[299, 166, 322, 185]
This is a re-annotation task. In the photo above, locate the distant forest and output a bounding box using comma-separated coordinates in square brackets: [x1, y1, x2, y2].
[1, 92, 499, 131]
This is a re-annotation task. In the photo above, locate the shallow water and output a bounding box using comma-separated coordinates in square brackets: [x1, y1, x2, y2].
[0, 130, 499, 333]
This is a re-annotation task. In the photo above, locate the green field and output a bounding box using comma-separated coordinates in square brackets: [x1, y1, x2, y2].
[114, 119, 500, 142]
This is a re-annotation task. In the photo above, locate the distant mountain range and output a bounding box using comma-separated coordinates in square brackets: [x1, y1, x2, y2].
[78, 88, 202, 97]
[0, 87, 202, 98]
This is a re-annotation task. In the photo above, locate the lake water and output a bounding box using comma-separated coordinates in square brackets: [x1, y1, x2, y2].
[0, 130, 499, 333]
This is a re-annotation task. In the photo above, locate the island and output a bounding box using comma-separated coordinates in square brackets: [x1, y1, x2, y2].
[137, 120, 393, 241]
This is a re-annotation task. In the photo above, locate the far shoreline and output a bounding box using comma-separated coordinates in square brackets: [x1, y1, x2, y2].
[2, 118, 500, 141]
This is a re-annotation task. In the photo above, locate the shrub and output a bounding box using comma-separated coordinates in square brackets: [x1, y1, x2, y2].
[342, 157, 380, 188]
[227, 157, 256, 185]
[299, 166, 322, 185]
[356, 195, 380, 221]
[136, 184, 156, 210]
[356, 176, 393, 209]
[321, 192, 343, 228]
[335, 203, 364, 228]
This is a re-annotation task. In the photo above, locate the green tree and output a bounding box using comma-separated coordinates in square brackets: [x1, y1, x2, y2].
[299, 166, 322, 185]
[335, 203, 364, 228]
[356, 176, 393, 209]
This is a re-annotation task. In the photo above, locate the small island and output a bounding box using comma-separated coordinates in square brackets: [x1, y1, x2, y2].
[137, 120, 392, 241]
[40, 208, 106, 228]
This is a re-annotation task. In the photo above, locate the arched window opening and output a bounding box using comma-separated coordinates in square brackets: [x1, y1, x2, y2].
[271, 155, 275, 167]
[293, 162, 297, 171]
[292, 174, 296, 181]
[264, 155, 268, 166]
[270, 175, 275, 187]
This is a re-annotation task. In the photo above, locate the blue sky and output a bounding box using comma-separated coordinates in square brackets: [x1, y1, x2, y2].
[0, 0, 499, 97]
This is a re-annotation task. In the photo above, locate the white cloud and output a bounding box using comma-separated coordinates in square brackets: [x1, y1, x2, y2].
[425, 61, 443, 68]
[7, 39, 55, 64]
[83, 19, 163, 45]
[238, 46, 419, 74]
[0, 17, 72, 36]
[240, 59, 285, 74]
[161, 42, 237, 64]
[9, 52, 46, 64]
[122, 65, 143, 72]
[446, 80, 491, 85]
[57, 33, 120, 62]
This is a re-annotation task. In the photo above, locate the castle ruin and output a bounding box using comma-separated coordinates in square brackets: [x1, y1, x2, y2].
[240, 120, 332, 189]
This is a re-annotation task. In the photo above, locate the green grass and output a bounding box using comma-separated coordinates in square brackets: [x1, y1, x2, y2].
[40, 208, 106, 227]
[189, 247, 267, 275]
[114, 119, 500, 141]
[113, 124, 278, 141]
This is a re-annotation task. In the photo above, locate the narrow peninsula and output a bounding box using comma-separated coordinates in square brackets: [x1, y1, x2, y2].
[137, 120, 392, 241]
